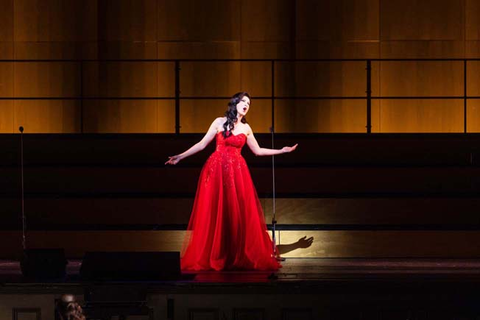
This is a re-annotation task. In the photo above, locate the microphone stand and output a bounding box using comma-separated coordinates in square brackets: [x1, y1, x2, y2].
[270, 126, 284, 262]
[19, 126, 27, 251]
[270, 126, 277, 257]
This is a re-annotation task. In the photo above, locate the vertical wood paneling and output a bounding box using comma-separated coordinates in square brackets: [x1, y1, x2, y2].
[14, 62, 81, 97]
[0, 62, 13, 97]
[93, 62, 158, 98]
[467, 100, 480, 133]
[14, 100, 81, 133]
[14, 0, 97, 42]
[157, 43, 240, 133]
[380, 61, 464, 97]
[296, 41, 380, 59]
[0, 0, 14, 42]
[465, 0, 479, 40]
[83, 100, 158, 133]
[241, 0, 294, 42]
[97, 41, 157, 60]
[14, 42, 98, 60]
[0, 100, 14, 133]
[380, 41, 465, 59]
[157, 100, 176, 133]
[297, 0, 380, 41]
[179, 62, 241, 98]
[1, 0, 478, 133]
[244, 99, 271, 134]
[379, 100, 463, 133]
[179, 100, 228, 133]
[466, 58, 480, 132]
[102, 0, 156, 41]
[0, 42, 14, 59]
[295, 61, 369, 97]
[240, 61, 271, 98]
[240, 42, 293, 60]
[380, 0, 464, 40]
[275, 99, 370, 133]
[157, 0, 241, 41]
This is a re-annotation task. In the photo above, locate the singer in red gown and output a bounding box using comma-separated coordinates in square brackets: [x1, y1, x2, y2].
[165, 92, 297, 271]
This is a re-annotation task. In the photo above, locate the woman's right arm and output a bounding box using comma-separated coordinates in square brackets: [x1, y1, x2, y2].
[165, 117, 223, 165]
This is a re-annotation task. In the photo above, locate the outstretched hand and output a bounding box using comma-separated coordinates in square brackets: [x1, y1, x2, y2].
[282, 143, 298, 153]
[165, 155, 181, 165]
[296, 236, 314, 248]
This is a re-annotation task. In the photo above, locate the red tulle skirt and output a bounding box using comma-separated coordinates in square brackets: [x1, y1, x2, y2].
[181, 133, 280, 271]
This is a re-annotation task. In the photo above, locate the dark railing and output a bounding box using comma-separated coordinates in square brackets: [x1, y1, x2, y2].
[1, 58, 480, 134]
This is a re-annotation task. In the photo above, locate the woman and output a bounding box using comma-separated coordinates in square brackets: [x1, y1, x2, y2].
[166, 92, 297, 271]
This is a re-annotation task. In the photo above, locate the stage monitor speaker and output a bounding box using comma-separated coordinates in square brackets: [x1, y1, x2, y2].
[80, 251, 181, 281]
[21, 248, 67, 280]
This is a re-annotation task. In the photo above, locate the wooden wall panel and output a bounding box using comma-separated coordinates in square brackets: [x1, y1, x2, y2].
[243, 99, 271, 133]
[295, 41, 380, 59]
[0, 101, 14, 133]
[294, 61, 370, 97]
[0, 62, 13, 97]
[14, 62, 81, 97]
[157, 42, 240, 60]
[157, 61, 175, 98]
[467, 100, 480, 133]
[14, 0, 97, 42]
[179, 62, 241, 98]
[297, 0, 379, 41]
[0, 42, 14, 59]
[14, 42, 98, 60]
[380, 41, 465, 59]
[241, 0, 294, 42]
[0, 0, 13, 42]
[101, 0, 156, 41]
[379, 100, 463, 133]
[240, 61, 271, 98]
[466, 0, 480, 40]
[13, 100, 81, 133]
[466, 40, 480, 58]
[380, 61, 464, 97]
[90, 62, 158, 98]
[179, 99, 229, 133]
[83, 100, 158, 133]
[157, 0, 241, 41]
[157, 100, 176, 133]
[275, 99, 371, 133]
[96, 41, 157, 59]
[380, 0, 464, 40]
[467, 61, 480, 97]
[240, 42, 293, 59]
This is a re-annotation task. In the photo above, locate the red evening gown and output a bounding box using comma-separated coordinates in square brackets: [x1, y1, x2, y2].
[181, 132, 281, 271]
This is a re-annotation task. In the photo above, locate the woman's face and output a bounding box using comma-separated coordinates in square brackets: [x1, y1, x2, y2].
[236, 96, 250, 117]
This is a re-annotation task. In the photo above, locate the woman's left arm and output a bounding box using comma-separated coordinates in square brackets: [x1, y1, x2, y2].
[245, 125, 297, 156]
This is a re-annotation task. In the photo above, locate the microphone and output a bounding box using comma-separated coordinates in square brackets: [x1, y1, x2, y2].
[19, 126, 24, 133]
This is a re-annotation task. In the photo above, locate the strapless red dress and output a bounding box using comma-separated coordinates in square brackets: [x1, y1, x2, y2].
[181, 132, 281, 271]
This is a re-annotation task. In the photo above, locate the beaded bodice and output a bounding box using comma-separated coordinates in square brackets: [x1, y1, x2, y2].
[215, 132, 246, 155]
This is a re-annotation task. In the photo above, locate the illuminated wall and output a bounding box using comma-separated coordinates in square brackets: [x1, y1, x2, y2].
[0, 0, 478, 133]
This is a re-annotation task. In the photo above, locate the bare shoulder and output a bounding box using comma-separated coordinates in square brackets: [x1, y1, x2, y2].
[212, 117, 227, 132]
[244, 123, 254, 136]
[212, 117, 226, 126]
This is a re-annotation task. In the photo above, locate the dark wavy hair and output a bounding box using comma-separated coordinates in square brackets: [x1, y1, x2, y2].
[56, 296, 85, 320]
[222, 92, 250, 138]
